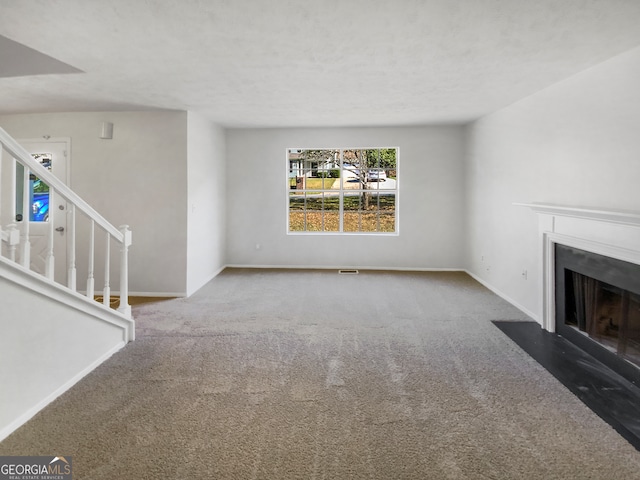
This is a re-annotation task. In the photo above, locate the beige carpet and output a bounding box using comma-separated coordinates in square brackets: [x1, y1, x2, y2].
[2, 269, 640, 479]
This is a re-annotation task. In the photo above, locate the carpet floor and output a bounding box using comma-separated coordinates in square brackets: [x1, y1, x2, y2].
[2, 269, 640, 479]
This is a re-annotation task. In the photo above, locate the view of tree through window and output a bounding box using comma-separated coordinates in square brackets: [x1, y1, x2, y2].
[288, 148, 398, 233]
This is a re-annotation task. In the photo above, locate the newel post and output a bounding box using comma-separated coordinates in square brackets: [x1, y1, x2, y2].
[117, 225, 132, 318]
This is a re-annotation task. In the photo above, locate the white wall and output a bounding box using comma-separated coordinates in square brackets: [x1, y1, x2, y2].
[226, 126, 466, 269]
[465, 45, 640, 320]
[186, 112, 226, 295]
[0, 269, 127, 441]
[0, 111, 189, 295]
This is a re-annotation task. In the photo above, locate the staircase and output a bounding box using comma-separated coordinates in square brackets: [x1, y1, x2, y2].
[0, 127, 135, 441]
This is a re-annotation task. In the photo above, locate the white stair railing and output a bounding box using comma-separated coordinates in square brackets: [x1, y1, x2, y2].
[0, 127, 132, 318]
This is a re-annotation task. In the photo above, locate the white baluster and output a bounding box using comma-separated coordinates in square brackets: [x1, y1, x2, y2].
[0, 148, 4, 234]
[44, 190, 55, 280]
[1, 130, 135, 326]
[8, 157, 16, 221]
[20, 166, 31, 269]
[0, 147, 3, 241]
[103, 232, 111, 307]
[117, 225, 132, 317]
[9, 158, 16, 242]
[67, 204, 76, 290]
[86, 220, 95, 299]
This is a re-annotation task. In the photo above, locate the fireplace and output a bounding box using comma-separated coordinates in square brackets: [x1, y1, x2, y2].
[515, 203, 640, 382]
[515, 204, 640, 448]
[555, 244, 640, 384]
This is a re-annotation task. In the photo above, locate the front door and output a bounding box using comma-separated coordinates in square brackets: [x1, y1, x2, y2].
[18, 140, 69, 285]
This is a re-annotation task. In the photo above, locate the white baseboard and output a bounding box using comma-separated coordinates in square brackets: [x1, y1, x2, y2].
[464, 270, 540, 323]
[224, 264, 464, 272]
[0, 341, 126, 443]
[128, 291, 187, 298]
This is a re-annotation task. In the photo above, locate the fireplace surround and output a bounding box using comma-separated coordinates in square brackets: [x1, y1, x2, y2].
[519, 203, 640, 384]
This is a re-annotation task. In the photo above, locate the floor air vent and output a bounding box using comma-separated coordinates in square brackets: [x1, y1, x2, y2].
[338, 269, 359, 275]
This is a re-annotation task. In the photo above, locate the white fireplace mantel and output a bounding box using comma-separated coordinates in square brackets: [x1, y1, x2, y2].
[516, 203, 640, 332]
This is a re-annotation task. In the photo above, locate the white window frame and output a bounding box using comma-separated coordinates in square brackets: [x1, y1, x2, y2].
[287, 147, 399, 235]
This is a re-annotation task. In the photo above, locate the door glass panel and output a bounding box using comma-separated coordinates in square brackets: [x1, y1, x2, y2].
[30, 153, 52, 222]
[16, 153, 52, 222]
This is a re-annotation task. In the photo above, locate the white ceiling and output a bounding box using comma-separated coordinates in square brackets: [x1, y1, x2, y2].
[1, 0, 640, 128]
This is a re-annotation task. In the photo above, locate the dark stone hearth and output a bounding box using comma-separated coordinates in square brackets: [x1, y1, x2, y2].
[494, 320, 640, 451]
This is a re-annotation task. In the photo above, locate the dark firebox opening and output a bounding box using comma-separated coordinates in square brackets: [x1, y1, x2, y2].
[556, 244, 640, 386]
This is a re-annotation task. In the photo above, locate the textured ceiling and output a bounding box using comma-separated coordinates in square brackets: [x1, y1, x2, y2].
[1, 0, 640, 128]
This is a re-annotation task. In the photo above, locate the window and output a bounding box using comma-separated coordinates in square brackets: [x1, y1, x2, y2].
[288, 148, 398, 234]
